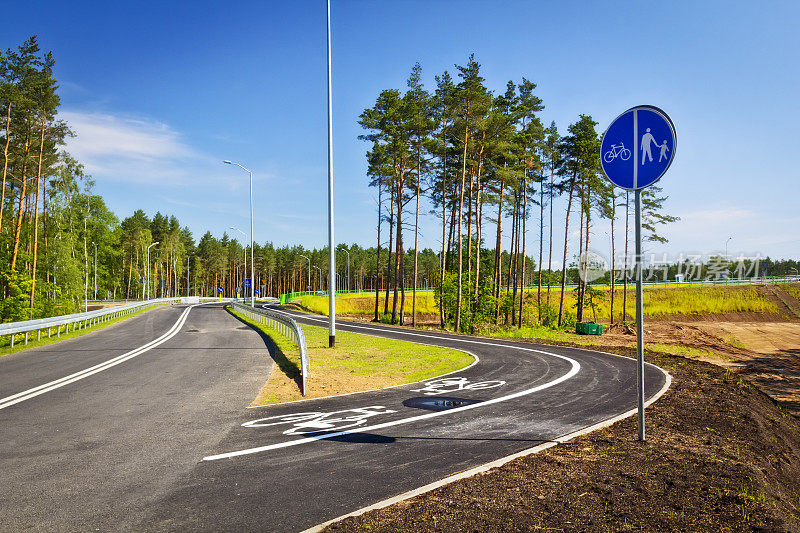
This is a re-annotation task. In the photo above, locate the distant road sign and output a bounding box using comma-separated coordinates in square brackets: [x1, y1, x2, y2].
[601, 105, 676, 190]
[244, 278, 251, 288]
[217, 286, 224, 294]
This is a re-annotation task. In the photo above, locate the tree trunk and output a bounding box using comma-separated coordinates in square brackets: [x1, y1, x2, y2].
[374, 174, 382, 321]
[493, 172, 505, 323]
[10, 137, 31, 271]
[472, 157, 484, 333]
[519, 174, 528, 328]
[610, 200, 616, 325]
[455, 123, 468, 333]
[547, 166, 554, 306]
[391, 178, 403, 325]
[0, 104, 12, 235]
[384, 185, 394, 317]
[29, 118, 47, 317]
[538, 172, 544, 322]
[412, 146, 421, 328]
[439, 124, 448, 329]
[623, 191, 630, 321]
[558, 179, 576, 327]
[577, 189, 585, 323]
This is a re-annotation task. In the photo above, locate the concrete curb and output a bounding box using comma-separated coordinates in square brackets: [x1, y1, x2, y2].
[301, 366, 673, 533]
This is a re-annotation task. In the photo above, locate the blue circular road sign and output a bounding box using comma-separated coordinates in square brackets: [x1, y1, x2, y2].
[600, 105, 676, 190]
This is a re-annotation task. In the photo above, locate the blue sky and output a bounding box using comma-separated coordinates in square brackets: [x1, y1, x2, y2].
[5, 0, 799, 264]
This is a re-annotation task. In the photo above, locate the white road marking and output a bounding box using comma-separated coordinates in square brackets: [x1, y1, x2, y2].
[203, 339, 581, 461]
[0, 304, 202, 411]
[302, 369, 673, 533]
[410, 376, 506, 396]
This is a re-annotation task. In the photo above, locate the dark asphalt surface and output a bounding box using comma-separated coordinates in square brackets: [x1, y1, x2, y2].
[0, 302, 667, 532]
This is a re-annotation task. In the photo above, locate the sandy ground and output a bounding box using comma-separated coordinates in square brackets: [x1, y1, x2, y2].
[596, 320, 800, 417]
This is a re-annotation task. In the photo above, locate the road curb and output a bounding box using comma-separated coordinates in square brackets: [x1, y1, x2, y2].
[301, 366, 673, 533]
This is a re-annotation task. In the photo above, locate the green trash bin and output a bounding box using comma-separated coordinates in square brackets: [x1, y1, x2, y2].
[576, 322, 603, 335]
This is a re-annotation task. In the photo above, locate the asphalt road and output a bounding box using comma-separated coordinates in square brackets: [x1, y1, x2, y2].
[0, 302, 667, 532]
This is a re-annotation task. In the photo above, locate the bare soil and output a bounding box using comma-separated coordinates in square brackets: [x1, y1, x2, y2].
[317, 290, 800, 531]
[326, 349, 800, 532]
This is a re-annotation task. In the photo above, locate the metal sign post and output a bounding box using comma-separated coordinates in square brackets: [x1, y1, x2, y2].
[600, 105, 676, 441]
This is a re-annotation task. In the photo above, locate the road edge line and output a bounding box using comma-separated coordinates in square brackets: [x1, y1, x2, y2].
[300, 367, 673, 533]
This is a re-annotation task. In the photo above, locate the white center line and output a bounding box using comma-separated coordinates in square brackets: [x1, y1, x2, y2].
[0, 304, 203, 411]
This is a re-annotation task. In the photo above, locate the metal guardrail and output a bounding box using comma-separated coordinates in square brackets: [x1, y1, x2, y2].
[231, 301, 310, 396]
[0, 297, 196, 348]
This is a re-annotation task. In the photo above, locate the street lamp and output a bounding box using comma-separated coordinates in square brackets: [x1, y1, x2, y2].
[230, 226, 248, 300]
[299, 254, 311, 292]
[224, 160, 255, 307]
[92, 241, 97, 300]
[343, 248, 350, 294]
[147, 242, 159, 300]
[725, 236, 732, 283]
[186, 252, 194, 297]
[313, 265, 322, 291]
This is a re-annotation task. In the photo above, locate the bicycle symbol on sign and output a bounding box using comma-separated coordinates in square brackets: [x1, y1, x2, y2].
[409, 376, 506, 396]
[241, 406, 397, 435]
[603, 141, 632, 163]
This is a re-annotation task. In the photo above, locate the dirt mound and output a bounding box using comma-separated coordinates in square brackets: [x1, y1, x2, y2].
[606, 322, 635, 335]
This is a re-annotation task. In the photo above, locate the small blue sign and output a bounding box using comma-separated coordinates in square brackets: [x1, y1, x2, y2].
[217, 286, 224, 294]
[254, 289, 259, 295]
[601, 105, 676, 190]
[244, 278, 252, 288]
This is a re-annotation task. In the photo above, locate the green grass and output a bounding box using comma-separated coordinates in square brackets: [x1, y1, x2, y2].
[300, 291, 439, 316]
[228, 306, 473, 404]
[296, 285, 777, 322]
[783, 285, 800, 302]
[0, 304, 165, 358]
[476, 323, 588, 344]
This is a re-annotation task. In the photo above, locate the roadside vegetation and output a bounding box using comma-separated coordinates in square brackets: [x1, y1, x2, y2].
[293, 284, 778, 325]
[228, 307, 473, 405]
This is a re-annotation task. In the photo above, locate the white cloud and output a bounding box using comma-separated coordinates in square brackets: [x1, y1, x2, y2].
[60, 110, 212, 185]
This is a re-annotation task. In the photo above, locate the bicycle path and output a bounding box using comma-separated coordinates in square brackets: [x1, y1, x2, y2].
[142, 307, 668, 532]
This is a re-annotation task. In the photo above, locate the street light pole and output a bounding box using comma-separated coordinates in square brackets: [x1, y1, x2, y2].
[326, 0, 336, 347]
[224, 161, 255, 307]
[299, 255, 311, 292]
[313, 266, 322, 292]
[146, 242, 159, 300]
[92, 241, 97, 300]
[344, 248, 350, 294]
[230, 226, 248, 300]
[725, 236, 732, 283]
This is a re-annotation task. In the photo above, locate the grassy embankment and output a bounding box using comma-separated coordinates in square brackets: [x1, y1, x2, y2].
[0, 304, 164, 358]
[299, 285, 777, 322]
[228, 306, 473, 405]
[300, 291, 439, 320]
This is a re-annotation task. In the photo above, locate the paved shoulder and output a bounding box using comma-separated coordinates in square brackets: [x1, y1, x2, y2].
[0, 303, 272, 532]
